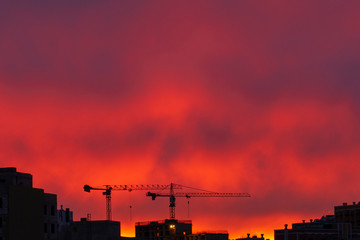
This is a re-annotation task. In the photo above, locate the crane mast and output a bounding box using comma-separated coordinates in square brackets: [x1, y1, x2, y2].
[83, 184, 181, 221]
[104, 185, 112, 221]
[169, 183, 175, 219]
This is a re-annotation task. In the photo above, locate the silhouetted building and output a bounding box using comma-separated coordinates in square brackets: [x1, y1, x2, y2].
[275, 202, 360, 240]
[335, 202, 360, 229]
[274, 222, 353, 240]
[0, 167, 70, 240]
[136, 219, 192, 240]
[185, 232, 228, 240]
[44, 193, 58, 240]
[58, 205, 73, 240]
[71, 218, 121, 240]
[0, 167, 45, 240]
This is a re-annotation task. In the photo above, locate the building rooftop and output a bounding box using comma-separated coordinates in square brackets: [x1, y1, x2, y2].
[0, 167, 17, 173]
[136, 219, 192, 226]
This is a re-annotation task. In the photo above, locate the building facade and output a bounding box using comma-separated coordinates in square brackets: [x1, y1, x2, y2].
[185, 232, 228, 240]
[0, 167, 66, 240]
[71, 218, 121, 240]
[275, 202, 360, 240]
[58, 205, 73, 234]
[136, 219, 192, 240]
[335, 202, 360, 229]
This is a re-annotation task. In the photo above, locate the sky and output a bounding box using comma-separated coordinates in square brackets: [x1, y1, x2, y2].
[1, 1, 360, 239]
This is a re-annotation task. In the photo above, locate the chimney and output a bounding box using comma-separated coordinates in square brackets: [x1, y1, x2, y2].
[261, 234, 264, 239]
[343, 202, 348, 206]
[247, 233, 250, 238]
[353, 202, 356, 205]
[310, 219, 313, 223]
[285, 224, 288, 229]
[302, 220, 305, 223]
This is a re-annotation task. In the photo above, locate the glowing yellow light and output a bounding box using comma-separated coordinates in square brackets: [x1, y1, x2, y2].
[169, 224, 175, 229]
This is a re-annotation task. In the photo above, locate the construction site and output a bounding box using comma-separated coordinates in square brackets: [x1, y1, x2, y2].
[3, 169, 360, 240]
[0, 168, 266, 240]
[79, 182, 253, 240]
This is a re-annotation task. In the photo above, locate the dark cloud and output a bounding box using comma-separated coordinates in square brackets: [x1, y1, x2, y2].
[1, 1, 360, 237]
[77, 123, 161, 158]
[80, 130, 123, 157]
[158, 134, 184, 163]
[0, 136, 37, 166]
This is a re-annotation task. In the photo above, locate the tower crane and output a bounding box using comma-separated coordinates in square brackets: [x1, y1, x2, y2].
[146, 183, 251, 219]
[83, 184, 182, 221]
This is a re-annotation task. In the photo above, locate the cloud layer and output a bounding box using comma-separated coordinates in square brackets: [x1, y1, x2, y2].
[1, 1, 360, 239]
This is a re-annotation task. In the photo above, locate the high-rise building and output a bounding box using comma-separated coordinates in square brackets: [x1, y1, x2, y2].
[0, 167, 60, 240]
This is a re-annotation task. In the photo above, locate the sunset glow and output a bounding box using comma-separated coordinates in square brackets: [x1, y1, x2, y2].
[1, 2, 360, 240]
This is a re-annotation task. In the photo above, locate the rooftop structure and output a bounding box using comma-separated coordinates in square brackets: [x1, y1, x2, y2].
[185, 232, 228, 240]
[136, 219, 192, 240]
[236, 233, 266, 240]
[71, 218, 121, 240]
[275, 202, 360, 240]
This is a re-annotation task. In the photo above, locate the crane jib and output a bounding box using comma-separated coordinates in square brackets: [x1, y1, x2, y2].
[83, 183, 250, 220]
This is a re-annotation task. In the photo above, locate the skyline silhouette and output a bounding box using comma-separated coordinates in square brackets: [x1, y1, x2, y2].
[3, 167, 358, 240]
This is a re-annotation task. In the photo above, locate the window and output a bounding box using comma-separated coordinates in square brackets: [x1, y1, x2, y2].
[51, 224, 55, 234]
[44, 223, 47, 233]
[51, 206, 55, 216]
[44, 205, 47, 215]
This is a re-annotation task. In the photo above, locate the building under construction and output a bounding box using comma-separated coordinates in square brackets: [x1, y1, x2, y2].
[136, 219, 192, 240]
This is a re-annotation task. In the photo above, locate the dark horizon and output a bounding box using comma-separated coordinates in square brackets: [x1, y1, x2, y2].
[1, 166, 360, 240]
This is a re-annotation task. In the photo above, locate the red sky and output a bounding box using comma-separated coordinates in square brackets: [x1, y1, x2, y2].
[1, 1, 360, 239]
